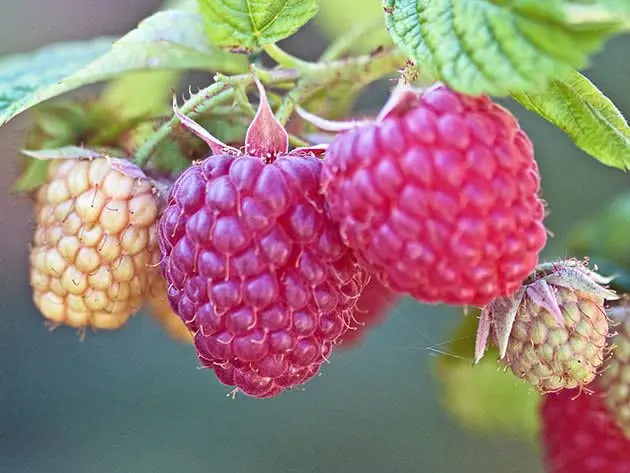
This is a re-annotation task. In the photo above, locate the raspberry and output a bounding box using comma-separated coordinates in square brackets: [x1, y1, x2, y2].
[598, 302, 630, 436]
[147, 274, 193, 343]
[542, 388, 630, 473]
[159, 82, 367, 397]
[321, 83, 547, 306]
[475, 260, 616, 392]
[29, 157, 161, 329]
[340, 279, 397, 348]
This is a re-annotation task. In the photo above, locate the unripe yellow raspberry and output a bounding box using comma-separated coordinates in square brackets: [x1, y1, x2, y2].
[29, 158, 161, 330]
[147, 273, 193, 343]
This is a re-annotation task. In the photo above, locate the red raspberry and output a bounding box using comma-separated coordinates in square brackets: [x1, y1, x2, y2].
[340, 278, 397, 348]
[159, 82, 367, 398]
[321, 84, 547, 306]
[542, 388, 630, 473]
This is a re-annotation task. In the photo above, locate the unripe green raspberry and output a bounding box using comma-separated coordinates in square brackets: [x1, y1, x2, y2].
[147, 274, 193, 343]
[476, 260, 617, 393]
[29, 157, 160, 330]
[507, 286, 608, 391]
[599, 303, 630, 436]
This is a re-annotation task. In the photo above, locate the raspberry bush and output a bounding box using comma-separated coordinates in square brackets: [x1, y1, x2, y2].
[1, 0, 629, 469]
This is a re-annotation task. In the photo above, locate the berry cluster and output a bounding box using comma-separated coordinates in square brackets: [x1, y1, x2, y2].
[8, 2, 630, 470]
[28, 81, 549, 398]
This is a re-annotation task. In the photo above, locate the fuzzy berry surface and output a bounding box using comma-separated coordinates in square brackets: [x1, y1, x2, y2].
[158, 154, 367, 398]
[542, 389, 630, 473]
[322, 85, 547, 306]
[30, 158, 160, 329]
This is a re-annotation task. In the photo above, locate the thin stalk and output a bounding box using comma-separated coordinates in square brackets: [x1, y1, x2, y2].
[262, 43, 315, 71]
[134, 84, 231, 166]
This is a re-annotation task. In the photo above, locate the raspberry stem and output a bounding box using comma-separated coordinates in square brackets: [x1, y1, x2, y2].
[275, 83, 309, 125]
[287, 134, 309, 147]
[134, 84, 233, 167]
[262, 43, 316, 71]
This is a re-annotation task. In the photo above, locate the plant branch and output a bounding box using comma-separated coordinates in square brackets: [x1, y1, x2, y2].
[275, 83, 313, 125]
[134, 48, 407, 165]
[134, 84, 232, 166]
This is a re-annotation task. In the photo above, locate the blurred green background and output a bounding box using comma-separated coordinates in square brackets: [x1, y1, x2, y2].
[1, 2, 629, 472]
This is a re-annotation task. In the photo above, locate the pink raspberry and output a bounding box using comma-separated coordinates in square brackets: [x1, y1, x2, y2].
[542, 388, 630, 473]
[321, 83, 547, 306]
[158, 82, 367, 398]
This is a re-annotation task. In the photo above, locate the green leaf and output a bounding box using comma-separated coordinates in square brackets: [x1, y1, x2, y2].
[197, 0, 319, 51]
[569, 193, 630, 269]
[0, 10, 247, 126]
[98, 0, 201, 123]
[21, 146, 108, 161]
[597, 0, 630, 14]
[13, 159, 50, 193]
[567, 1, 630, 17]
[14, 99, 152, 193]
[383, 0, 621, 95]
[434, 312, 540, 439]
[15, 146, 110, 193]
[512, 70, 630, 170]
[102, 71, 179, 118]
[316, 0, 392, 53]
[0, 39, 113, 124]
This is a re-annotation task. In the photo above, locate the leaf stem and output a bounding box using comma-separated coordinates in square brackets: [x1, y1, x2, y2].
[275, 83, 312, 125]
